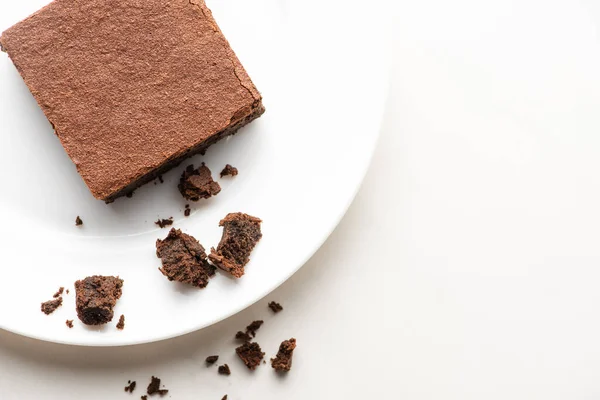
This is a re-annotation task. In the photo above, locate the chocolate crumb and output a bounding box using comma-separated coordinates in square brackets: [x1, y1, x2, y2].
[66, 289, 70, 295]
[178, 163, 221, 201]
[147, 376, 168, 396]
[53, 287, 65, 298]
[41, 298, 63, 315]
[235, 331, 252, 342]
[184, 208, 191, 217]
[218, 364, 231, 376]
[75, 216, 83, 226]
[155, 218, 174, 229]
[124, 381, 137, 393]
[220, 164, 239, 178]
[236, 342, 265, 370]
[206, 355, 219, 365]
[246, 320, 264, 337]
[271, 338, 297, 372]
[117, 314, 125, 330]
[222, 396, 228, 400]
[141, 396, 148, 400]
[66, 320, 74, 328]
[268, 301, 283, 313]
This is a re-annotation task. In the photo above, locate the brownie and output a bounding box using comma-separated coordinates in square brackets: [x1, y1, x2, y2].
[117, 314, 126, 330]
[178, 164, 221, 201]
[246, 320, 264, 337]
[66, 319, 74, 328]
[147, 376, 168, 396]
[74, 276, 123, 325]
[218, 364, 231, 376]
[268, 301, 283, 313]
[220, 164, 239, 178]
[75, 216, 83, 226]
[155, 218, 174, 229]
[271, 338, 297, 372]
[206, 355, 219, 365]
[0, 0, 264, 202]
[124, 381, 137, 393]
[156, 228, 216, 288]
[41, 298, 62, 315]
[209, 213, 263, 278]
[236, 342, 265, 370]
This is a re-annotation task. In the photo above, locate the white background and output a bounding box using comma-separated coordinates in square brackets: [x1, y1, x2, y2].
[3, 0, 600, 398]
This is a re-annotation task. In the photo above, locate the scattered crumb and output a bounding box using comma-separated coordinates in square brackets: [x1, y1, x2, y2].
[184, 208, 191, 217]
[75, 216, 83, 226]
[124, 381, 137, 393]
[268, 301, 283, 313]
[206, 355, 219, 365]
[41, 298, 63, 315]
[66, 289, 70, 295]
[246, 320, 264, 337]
[155, 218, 174, 229]
[147, 376, 168, 396]
[158, 175, 164, 184]
[222, 396, 228, 400]
[117, 314, 125, 330]
[218, 364, 231, 376]
[271, 338, 297, 372]
[236, 342, 265, 370]
[235, 331, 252, 342]
[53, 287, 64, 298]
[66, 320, 74, 328]
[178, 163, 221, 201]
[220, 164, 239, 178]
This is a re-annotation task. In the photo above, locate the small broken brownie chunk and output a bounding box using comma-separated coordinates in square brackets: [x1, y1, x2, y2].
[268, 301, 283, 313]
[74, 276, 123, 325]
[66, 319, 74, 328]
[41, 298, 63, 315]
[222, 396, 228, 400]
[220, 164, 239, 178]
[75, 216, 83, 226]
[246, 320, 264, 337]
[178, 164, 221, 201]
[209, 213, 263, 278]
[117, 314, 125, 330]
[155, 218, 174, 229]
[236, 341, 265, 370]
[156, 228, 216, 288]
[271, 338, 297, 372]
[206, 355, 219, 365]
[147, 376, 168, 396]
[235, 331, 252, 342]
[124, 380, 136, 393]
[218, 364, 231, 376]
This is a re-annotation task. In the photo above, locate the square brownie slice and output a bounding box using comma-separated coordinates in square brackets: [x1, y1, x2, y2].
[0, 0, 264, 202]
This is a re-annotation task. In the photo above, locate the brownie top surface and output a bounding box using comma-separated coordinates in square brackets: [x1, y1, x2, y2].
[0, 0, 261, 199]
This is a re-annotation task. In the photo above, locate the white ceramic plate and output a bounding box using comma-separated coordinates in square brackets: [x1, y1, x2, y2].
[0, 0, 388, 346]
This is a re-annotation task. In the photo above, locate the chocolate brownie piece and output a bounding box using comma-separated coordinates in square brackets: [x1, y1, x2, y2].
[117, 314, 125, 330]
[178, 164, 221, 201]
[271, 338, 297, 372]
[75, 216, 83, 226]
[246, 320, 264, 337]
[66, 319, 74, 328]
[155, 218, 174, 229]
[236, 342, 265, 370]
[218, 364, 231, 376]
[124, 381, 136, 393]
[268, 301, 283, 313]
[220, 164, 239, 178]
[209, 213, 263, 278]
[147, 376, 168, 396]
[53, 287, 64, 298]
[41, 298, 62, 315]
[156, 228, 216, 288]
[0, 0, 264, 202]
[74, 276, 123, 325]
[206, 355, 219, 365]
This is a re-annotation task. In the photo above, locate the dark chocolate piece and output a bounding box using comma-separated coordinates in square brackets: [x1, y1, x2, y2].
[53, 287, 64, 298]
[220, 164, 239, 178]
[206, 355, 219, 365]
[125, 381, 137, 393]
[41, 298, 62, 315]
[156, 228, 216, 288]
[141, 396, 148, 400]
[147, 376, 168, 396]
[75, 216, 83, 226]
[236, 342, 265, 370]
[218, 364, 231, 376]
[209, 213, 262, 278]
[0, 0, 264, 202]
[178, 164, 221, 201]
[155, 218, 174, 229]
[246, 320, 264, 337]
[66, 319, 74, 328]
[74, 276, 123, 325]
[117, 314, 125, 330]
[268, 301, 283, 313]
[271, 338, 297, 372]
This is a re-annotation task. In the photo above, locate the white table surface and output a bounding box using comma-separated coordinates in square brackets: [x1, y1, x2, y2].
[3, 0, 600, 398]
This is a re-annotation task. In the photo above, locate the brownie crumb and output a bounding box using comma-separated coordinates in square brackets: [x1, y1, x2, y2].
[156, 228, 216, 288]
[208, 213, 263, 278]
[236, 342, 265, 370]
[66, 319, 74, 328]
[66, 289, 70, 295]
[155, 218, 174, 229]
[75, 216, 83, 226]
[74, 276, 123, 325]
[178, 163, 221, 201]
[271, 338, 297, 372]
[235, 331, 252, 342]
[246, 320, 264, 337]
[222, 396, 228, 400]
[218, 364, 231, 376]
[220, 164, 239, 178]
[53, 287, 65, 298]
[141, 396, 148, 400]
[117, 314, 125, 330]
[124, 380, 137, 393]
[206, 355, 219, 365]
[41, 298, 63, 315]
[184, 208, 191, 217]
[268, 301, 283, 313]
[147, 376, 168, 396]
